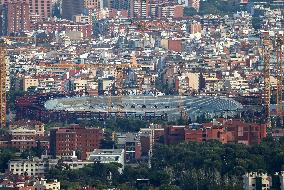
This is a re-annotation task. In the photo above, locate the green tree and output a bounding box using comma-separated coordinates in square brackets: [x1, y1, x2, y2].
[0, 148, 17, 172]
[160, 184, 181, 190]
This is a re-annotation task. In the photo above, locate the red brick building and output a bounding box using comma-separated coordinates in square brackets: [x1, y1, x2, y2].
[164, 119, 267, 145]
[224, 119, 267, 145]
[168, 40, 183, 52]
[173, 5, 184, 19]
[164, 126, 186, 145]
[4, 2, 30, 34]
[50, 125, 103, 160]
[184, 126, 228, 144]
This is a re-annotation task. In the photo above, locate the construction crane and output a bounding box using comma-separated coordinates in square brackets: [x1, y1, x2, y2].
[115, 55, 140, 114]
[178, 95, 188, 122]
[115, 67, 124, 114]
[276, 35, 283, 126]
[107, 87, 113, 113]
[41, 55, 141, 114]
[263, 36, 271, 127]
[0, 36, 49, 128]
[0, 41, 6, 128]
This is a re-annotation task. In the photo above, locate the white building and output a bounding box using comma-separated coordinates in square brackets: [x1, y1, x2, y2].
[87, 149, 125, 173]
[243, 172, 271, 190]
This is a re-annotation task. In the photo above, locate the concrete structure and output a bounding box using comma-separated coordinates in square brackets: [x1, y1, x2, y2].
[10, 120, 45, 137]
[115, 133, 141, 161]
[187, 72, 202, 92]
[73, 14, 91, 23]
[139, 125, 164, 157]
[28, 0, 52, 20]
[44, 96, 243, 121]
[111, 0, 129, 10]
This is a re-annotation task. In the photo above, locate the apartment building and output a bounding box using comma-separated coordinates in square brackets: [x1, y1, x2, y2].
[3, 2, 30, 35]
[50, 125, 103, 160]
[9, 158, 57, 176]
[1, 0, 52, 20]
[9, 127, 49, 152]
[23, 77, 39, 91]
[84, 0, 100, 9]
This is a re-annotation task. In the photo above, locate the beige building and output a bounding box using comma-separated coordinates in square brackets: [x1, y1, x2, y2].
[23, 77, 39, 91]
[34, 179, 60, 190]
[84, 0, 100, 9]
[74, 79, 88, 91]
[73, 14, 91, 23]
[187, 72, 201, 92]
[101, 78, 114, 94]
[161, 39, 169, 49]
[9, 158, 58, 176]
[10, 120, 45, 137]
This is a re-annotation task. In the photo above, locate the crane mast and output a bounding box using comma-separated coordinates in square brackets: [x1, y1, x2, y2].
[276, 35, 283, 126]
[0, 42, 6, 128]
[263, 37, 271, 127]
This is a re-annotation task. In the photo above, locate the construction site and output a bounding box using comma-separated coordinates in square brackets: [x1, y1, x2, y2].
[44, 95, 243, 121]
[0, 32, 283, 127]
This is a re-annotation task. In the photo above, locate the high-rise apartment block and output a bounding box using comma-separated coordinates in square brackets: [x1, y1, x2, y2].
[2, 2, 30, 35]
[1, 0, 52, 20]
[28, 0, 52, 20]
[129, 0, 149, 18]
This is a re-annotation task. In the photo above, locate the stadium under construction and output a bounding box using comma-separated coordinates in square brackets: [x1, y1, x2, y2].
[15, 94, 244, 123]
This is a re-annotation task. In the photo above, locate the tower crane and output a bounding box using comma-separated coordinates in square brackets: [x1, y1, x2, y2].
[0, 41, 6, 128]
[0, 36, 43, 128]
[262, 36, 271, 127]
[40, 56, 141, 115]
[178, 95, 189, 122]
[276, 35, 283, 125]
